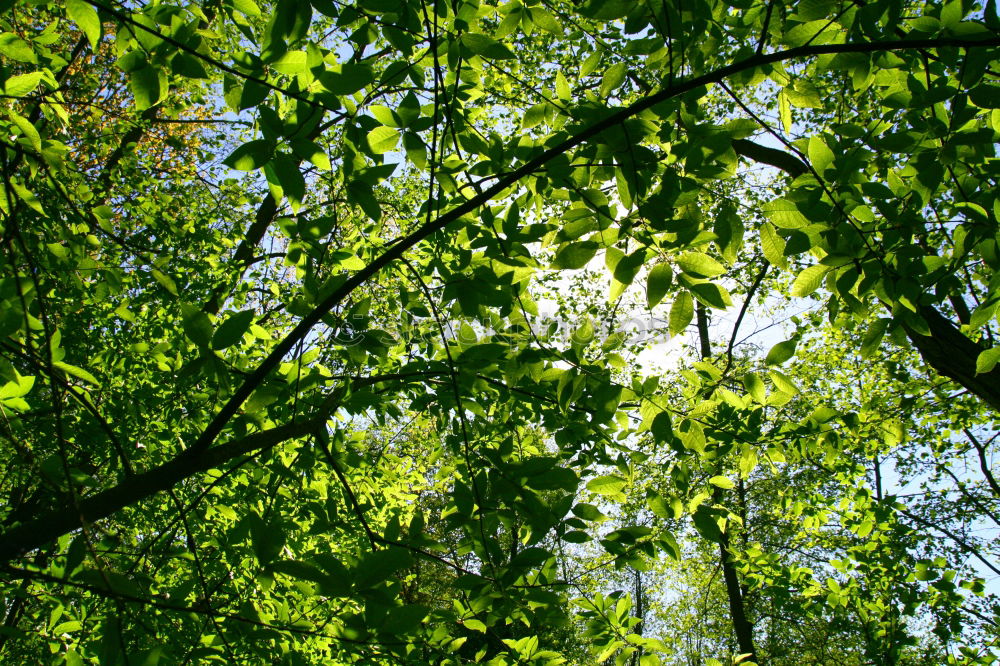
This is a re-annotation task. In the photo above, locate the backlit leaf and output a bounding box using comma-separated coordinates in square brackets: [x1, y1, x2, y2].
[765, 339, 796, 365]
[790, 264, 830, 297]
[669, 291, 694, 336]
[4, 72, 42, 97]
[367, 126, 400, 154]
[646, 263, 673, 308]
[552, 241, 598, 269]
[676, 252, 726, 278]
[66, 0, 101, 49]
[586, 475, 627, 495]
[460, 33, 516, 60]
[224, 140, 274, 171]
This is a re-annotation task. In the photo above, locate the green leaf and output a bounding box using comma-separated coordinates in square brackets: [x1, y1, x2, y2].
[552, 241, 598, 269]
[586, 475, 627, 495]
[358, 0, 399, 11]
[970, 84, 1000, 108]
[778, 88, 792, 134]
[180, 303, 213, 348]
[11, 182, 43, 214]
[648, 494, 673, 519]
[784, 80, 823, 108]
[270, 0, 311, 45]
[646, 263, 673, 309]
[265, 154, 306, 211]
[763, 199, 808, 229]
[460, 33, 516, 60]
[367, 126, 400, 154]
[969, 297, 999, 329]
[529, 7, 564, 34]
[291, 139, 332, 171]
[4, 72, 43, 97]
[600, 62, 627, 97]
[269, 560, 331, 585]
[572, 502, 607, 522]
[942, 0, 964, 26]
[612, 249, 646, 285]
[522, 102, 547, 129]
[271, 50, 308, 75]
[807, 135, 834, 175]
[738, 447, 759, 479]
[708, 475, 735, 489]
[790, 264, 830, 297]
[347, 180, 381, 221]
[976, 347, 1000, 374]
[231, 0, 261, 16]
[116, 50, 146, 73]
[129, 66, 162, 110]
[151, 268, 179, 296]
[385, 605, 428, 633]
[354, 548, 412, 589]
[690, 281, 732, 309]
[561, 530, 591, 543]
[860, 318, 890, 358]
[769, 369, 799, 395]
[676, 252, 726, 278]
[0, 374, 34, 402]
[650, 410, 673, 444]
[319, 64, 373, 95]
[250, 516, 286, 565]
[223, 140, 274, 171]
[212, 310, 255, 350]
[0, 34, 36, 63]
[571, 317, 594, 352]
[237, 80, 270, 110]
[692, 505, 723, 543]
[170, 53, 210, 79]
[765, 339, 796, 365]
[669, 291, 694, 336]
[555, 71, 571, 101]
[66, 0, 101, 49]
[743, 372, 766, 403]
[579, 0, 631, 20]
[580, 50, 601, 77]
[53, 362, 100, 387]
[463, 618, 487, 632]
[760, 223, 788, 269]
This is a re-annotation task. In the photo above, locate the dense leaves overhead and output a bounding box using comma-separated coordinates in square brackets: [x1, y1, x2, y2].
[1, 0, 1000, 663]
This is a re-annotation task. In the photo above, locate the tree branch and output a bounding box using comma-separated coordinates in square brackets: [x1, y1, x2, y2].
[189, 35, 1000, 457]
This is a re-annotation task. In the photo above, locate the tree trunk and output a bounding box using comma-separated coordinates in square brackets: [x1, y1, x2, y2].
[719, 531, 759, 663]
[697, 303, 760, 663]
[733, 140, 1000, 413]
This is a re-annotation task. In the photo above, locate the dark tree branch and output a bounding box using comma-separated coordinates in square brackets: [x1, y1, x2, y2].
[0, 400, 337, 563]
[732, 138, 808, 178]
[730, 126, 1000, 413]
[3, 35, 1000, 564]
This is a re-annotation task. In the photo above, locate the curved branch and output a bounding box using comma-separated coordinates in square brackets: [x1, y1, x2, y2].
[189, 35, 1000, 456]
[4, 35, 1000, 563]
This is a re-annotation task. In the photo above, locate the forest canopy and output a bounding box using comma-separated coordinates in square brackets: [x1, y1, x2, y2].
[1, 0, 1000, 663]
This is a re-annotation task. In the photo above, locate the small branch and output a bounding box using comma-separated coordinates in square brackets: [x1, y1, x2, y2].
[965, 429, 1000, 499]
[895, 506, 1000, 578]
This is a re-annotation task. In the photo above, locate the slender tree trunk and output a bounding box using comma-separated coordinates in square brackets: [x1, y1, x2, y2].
[874, 455, 883, 501]
[696, 303, 761, 663]
[629, 569, 645, 666]
[718, 526, 759, 663]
